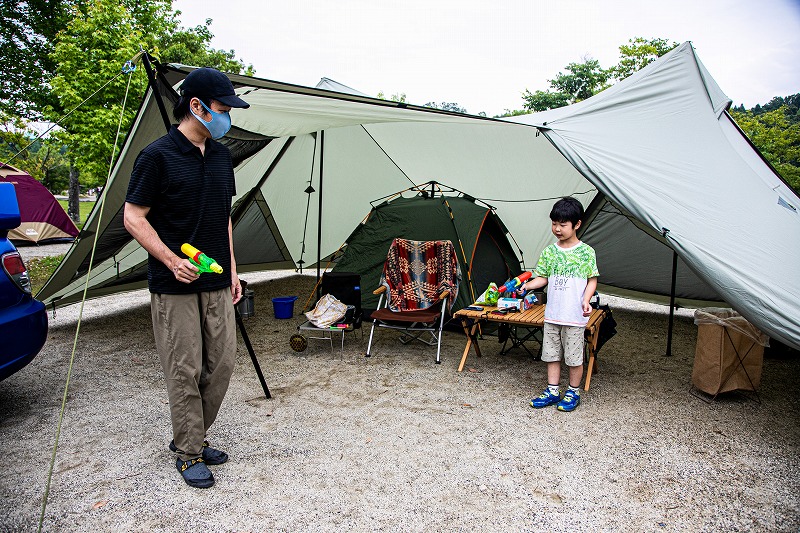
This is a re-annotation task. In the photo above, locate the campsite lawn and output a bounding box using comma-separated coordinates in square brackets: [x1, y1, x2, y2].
[57, 199, 95, 230]
[27, 255, 64, 295]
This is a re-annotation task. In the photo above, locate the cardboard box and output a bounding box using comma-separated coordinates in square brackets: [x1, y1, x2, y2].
[692, 311, 765, 395]
[497, 297, 521, 310]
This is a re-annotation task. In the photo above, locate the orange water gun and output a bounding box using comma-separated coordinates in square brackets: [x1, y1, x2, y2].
[181, 243, 223, 274]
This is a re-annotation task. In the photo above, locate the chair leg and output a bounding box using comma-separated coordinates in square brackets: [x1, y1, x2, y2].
[435, 300, 447, 364]
[366, 294, 383, 357]
[366, 320, 377, 357]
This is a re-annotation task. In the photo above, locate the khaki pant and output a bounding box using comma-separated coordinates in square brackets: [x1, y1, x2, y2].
[151, 289, 236, 461]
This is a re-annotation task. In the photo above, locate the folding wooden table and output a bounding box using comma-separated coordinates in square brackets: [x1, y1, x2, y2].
[453, 305, 607, 390]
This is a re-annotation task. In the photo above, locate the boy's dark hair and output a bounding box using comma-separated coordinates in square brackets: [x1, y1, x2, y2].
[550, 196, 585, 225]
[173, 95, 213, 122]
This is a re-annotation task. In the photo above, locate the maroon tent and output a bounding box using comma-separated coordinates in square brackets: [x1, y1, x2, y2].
[0, 163, 78, 244]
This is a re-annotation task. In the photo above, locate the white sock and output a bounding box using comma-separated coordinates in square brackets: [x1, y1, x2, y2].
[568, 385, 580, 394]
[548, 384, 560, 395]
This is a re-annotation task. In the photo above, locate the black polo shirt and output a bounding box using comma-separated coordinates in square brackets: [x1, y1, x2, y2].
[126, 126, 236, 294]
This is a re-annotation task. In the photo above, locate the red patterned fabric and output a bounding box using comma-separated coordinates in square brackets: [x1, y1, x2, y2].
[380, 239, 460, 312]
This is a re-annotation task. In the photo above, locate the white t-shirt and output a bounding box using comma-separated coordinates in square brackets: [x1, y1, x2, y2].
[534, 241, 599, 327]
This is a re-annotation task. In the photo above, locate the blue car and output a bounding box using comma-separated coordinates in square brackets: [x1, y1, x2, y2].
[0, 182, 48, 381]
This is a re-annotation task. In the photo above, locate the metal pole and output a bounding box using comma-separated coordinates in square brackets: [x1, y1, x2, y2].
[141, 52, 171, 132]
[236, 309, 271, 399]
[316, 130, 325, 300]
[665, 250, 678, 357]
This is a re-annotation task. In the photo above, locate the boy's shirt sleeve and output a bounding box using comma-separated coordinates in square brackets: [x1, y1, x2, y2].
[533, 245, 553, 278]
[581, 244, 599, 279]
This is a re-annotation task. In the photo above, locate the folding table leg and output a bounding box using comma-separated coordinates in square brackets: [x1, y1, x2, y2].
[458, 319, 483, 372]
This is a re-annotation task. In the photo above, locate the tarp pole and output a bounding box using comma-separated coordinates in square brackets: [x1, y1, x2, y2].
[665, 250, 678, 357]
[141, 52, 171, 132]
[316, 130, 325, 300]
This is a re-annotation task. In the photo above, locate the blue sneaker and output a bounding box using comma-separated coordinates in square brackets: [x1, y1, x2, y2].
[557, 389, 581, 412]
[530, 388, 561, 408]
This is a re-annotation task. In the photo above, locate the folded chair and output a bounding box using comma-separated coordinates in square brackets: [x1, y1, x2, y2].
[366, 238, 461, 364]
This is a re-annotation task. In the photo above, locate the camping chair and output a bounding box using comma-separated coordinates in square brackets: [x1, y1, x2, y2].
[366, 238, 461, 364]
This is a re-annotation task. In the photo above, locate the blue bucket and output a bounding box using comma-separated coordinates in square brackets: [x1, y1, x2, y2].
[272, 296, 298, 319]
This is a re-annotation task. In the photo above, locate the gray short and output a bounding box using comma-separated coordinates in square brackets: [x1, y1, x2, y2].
[541, 322, 585, 367]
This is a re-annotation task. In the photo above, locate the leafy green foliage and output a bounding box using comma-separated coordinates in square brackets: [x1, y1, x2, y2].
[423, 102, 468, 114]
[522, 58, 608, 112]
[40, 0, 254, 188]
[522, 37, 677, 112]
[607, 37, 679, 81]
[0, 111, 69, 190]
[377, 91, 407, 103]
[521, 90, 570, 113]
[730, 105, 800, 192]
[26, 255, 64, 296]
[0, 0, 74, 119]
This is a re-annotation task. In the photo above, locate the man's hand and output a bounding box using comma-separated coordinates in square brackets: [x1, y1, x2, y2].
[171, 257, 200, 284]
[582, 300, 592, 317]
[231, 275, 242, 304]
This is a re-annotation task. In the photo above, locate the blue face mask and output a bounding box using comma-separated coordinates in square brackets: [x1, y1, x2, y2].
[191, 100, 232, 139]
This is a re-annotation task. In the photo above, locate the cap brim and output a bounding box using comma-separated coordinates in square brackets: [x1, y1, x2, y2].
[215, 94, 250, 109]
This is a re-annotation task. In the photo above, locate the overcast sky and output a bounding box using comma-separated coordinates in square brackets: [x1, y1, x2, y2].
[172, 0, 800, 116]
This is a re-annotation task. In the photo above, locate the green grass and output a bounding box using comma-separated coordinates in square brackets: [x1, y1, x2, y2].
[26, 255, 65, 295]
[57, 199, 95, 230]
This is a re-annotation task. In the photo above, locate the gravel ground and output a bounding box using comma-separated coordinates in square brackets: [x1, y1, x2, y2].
[2, 246, 799, 531]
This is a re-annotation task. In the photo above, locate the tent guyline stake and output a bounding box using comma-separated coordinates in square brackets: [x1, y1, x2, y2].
[38, 54, 141, 533]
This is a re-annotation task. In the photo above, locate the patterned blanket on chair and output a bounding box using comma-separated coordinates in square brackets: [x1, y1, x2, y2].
[380, 238, 461, 312]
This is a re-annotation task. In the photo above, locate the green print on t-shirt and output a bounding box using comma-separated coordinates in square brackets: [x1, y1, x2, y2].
[535, 242, 599, 279]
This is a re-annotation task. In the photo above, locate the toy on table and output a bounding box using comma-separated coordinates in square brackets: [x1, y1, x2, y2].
[497, 271, 532, 294]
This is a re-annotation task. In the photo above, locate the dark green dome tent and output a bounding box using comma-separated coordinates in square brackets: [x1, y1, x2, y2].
[333, 182, 522, 312]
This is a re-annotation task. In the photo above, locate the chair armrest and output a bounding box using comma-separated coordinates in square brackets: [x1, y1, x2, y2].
[373, 286, 387, 295]
[438, 290, 450, 300]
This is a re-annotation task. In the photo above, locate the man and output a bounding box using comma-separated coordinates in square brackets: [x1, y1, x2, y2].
[124, 67, 248, 488]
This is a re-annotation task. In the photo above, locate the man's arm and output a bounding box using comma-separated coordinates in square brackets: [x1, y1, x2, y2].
[123, 202, 199, 284]
[228, 218, 241, 304]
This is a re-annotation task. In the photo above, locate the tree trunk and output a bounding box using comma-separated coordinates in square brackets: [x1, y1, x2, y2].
[68, 161, 80, 224]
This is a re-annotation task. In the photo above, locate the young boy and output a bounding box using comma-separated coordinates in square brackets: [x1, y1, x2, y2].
[517, 196, 598, 412]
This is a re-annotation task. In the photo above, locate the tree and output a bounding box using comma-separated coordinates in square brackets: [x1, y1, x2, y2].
[522, 58, 608, 111]
[0, 0, 75, 119]
[494, 109, 531, 119]
[423, 102, 468, 114]
[377, 91, 407, 103]
[730, 106, 800, 192]
[40, 0, 253, 213]
[608, 37, 679, 81]
[520, 90, 570, 113]
[0, 112, 69, 191]
[521, 38, 677, 112]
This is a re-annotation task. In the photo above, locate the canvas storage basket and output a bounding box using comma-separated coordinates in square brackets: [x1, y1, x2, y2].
[692, 308, 769, 395]
[305, 294, 348, 328]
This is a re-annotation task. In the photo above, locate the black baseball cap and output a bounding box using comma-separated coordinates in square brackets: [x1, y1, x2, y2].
[180, 67, 250, 109]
